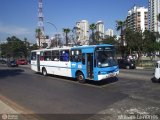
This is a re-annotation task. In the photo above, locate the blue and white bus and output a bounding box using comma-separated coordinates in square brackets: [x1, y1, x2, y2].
[31, 44, 119, 82]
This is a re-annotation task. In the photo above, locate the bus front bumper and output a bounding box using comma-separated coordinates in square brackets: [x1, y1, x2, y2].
[97, 71, 119, 81]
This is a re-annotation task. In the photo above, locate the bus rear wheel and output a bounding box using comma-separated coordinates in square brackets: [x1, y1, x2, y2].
[77, 72, 85, 83]
[42, 68, 47, 76]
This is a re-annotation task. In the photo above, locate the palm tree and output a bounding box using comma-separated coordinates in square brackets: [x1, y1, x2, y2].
[35, 28, 42, 47]
[94, 31, 104, 43]
[116, 20, 126, 57]
[89, 23, 96, 44]
[63, 28, 70, 46]
[116, 20, 126, 39]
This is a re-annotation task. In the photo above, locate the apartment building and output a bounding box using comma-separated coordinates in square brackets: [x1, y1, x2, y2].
[148, 0, 160, 33]
[96, 21, 105, 39]
[126, 6, 148, 32]
[105, 29, 114, 37]
[76, 20, 89, 45]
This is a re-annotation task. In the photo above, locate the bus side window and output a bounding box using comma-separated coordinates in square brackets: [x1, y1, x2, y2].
[44, 51, 52, 61]
[31, 52, 36, 60]
[60, 50, 69, 61]
[82, 53, 85, 65]
[40, 51, 44, 61]
[70, 50, 75, 62]
[52, 50, 59, 61]
[77, 50, 82, 62]
[70, 50, 82, 62]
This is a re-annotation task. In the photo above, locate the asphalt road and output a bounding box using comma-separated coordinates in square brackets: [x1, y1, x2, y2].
[0, 64, 160, 120]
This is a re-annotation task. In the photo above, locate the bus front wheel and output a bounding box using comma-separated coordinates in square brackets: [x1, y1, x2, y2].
[42, 68, 47, 76]
[77, 72, 85, 83]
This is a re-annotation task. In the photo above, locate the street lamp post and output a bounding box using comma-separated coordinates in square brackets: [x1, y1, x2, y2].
[47, 21, 58, 32]
[47, 21, 59, 47]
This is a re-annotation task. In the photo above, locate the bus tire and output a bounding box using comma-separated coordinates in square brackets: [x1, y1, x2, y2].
[42, 68, 47, 76]
[77, 72, 85, 83]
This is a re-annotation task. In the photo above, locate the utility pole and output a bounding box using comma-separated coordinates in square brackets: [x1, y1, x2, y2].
[37, 0, 45, 47]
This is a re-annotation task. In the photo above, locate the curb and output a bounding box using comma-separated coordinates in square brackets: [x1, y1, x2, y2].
[136, 67, 145, 69]
[136, 66, 154, 70]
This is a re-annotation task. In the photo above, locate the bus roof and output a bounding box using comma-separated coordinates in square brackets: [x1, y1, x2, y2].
[31, 44, 114, 52]
[31, 46, 71, 52]
[72, 44, 113, 49]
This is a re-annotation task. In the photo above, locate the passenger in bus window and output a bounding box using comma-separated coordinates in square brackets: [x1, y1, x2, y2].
[40, 56, 44, 61]
[60, 51, 69, 61]
[54, 57, 59, 61]
[63, 51, 69, 61]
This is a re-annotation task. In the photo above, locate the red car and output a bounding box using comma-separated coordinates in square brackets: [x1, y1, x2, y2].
[16, 59, 28, 65]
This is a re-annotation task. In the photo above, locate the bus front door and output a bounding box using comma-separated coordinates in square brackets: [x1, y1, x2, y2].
[87, 53, 93, 79]
[37, 54, 40, 72]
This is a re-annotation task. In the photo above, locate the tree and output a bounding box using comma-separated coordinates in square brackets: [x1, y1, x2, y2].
[102, 35, 117, 45]
[116, 20, 126, 57]
[35, 28, 42, 47]
[30, 44, 38, 51]
[116, 20, 126, 38]
[71, 27, 81, 45]
[89, 23, 96, 45]
[63, 28, 70, 46]
[125, 29, 160, 64]
[143, 30, 160, 60]
[125, 29, 143, 63]
[1, 36, 30, 59]
[94, 31, 104, 43]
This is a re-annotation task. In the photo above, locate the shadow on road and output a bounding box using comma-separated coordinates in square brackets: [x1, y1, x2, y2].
[151, 77, 160, 83]
[86, 77, 119, 86]
[36, 72, 119, 86]
[0, 68, 24, 79]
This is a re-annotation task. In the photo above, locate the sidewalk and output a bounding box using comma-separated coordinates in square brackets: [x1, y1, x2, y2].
[0, 100, 18, 114]
[0, 95, 40, 120]
[0, 100, 29, 120]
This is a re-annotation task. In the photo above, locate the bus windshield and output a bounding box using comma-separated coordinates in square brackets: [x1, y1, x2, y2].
[96, 46, 117, 68]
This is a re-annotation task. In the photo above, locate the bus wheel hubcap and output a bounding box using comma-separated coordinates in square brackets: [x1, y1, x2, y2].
[43, 69, 47, 75]
[78, 75, 83, 81]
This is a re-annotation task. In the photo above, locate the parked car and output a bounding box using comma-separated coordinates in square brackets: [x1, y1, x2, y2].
[118, 58, 136, 69]
[16, 59, 28, 65]
[0, 59, 6, 64]
[7, 60, 18, 67]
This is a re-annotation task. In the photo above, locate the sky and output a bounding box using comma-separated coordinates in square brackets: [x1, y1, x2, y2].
[0, 0, 148, 43]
